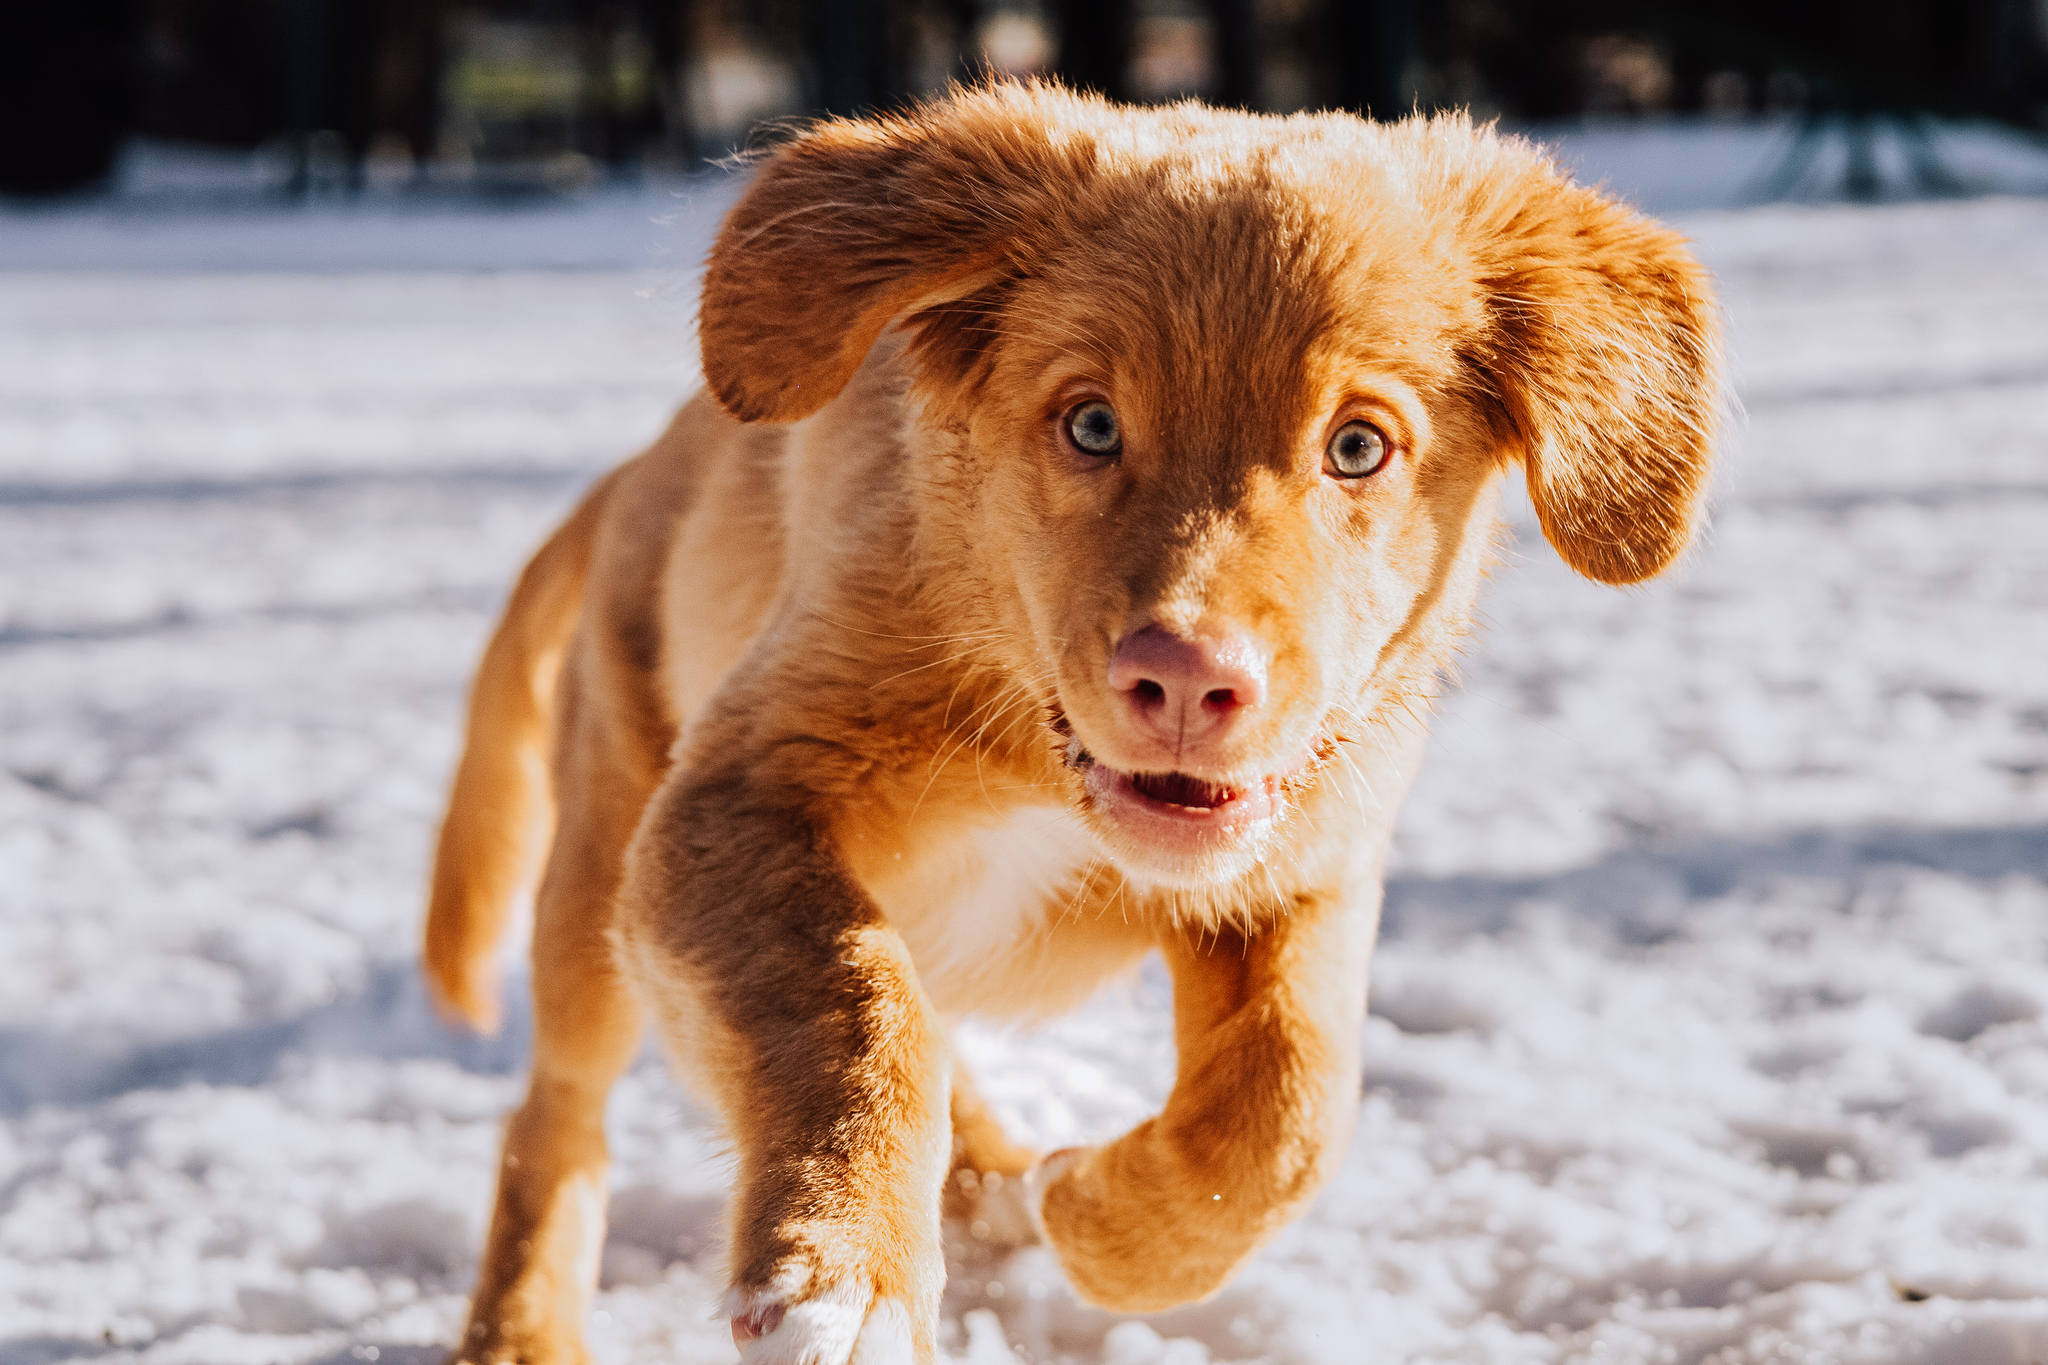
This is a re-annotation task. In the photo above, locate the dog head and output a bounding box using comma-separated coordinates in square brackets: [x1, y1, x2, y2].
[700, 86, 1721, 888]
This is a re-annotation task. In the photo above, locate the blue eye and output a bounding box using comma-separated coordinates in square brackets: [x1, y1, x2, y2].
[1067, 401, 1121, 456]
[1324, 421, 1389, 479]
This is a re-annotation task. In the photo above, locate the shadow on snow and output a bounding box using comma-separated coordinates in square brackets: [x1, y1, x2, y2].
[0, 819, 2041, 1113]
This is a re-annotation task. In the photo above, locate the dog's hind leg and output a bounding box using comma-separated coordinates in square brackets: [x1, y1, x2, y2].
[1029, 895, 1378, 1312]
[451, 674, 656, 1365]
[948, 1060, 1037, 1186]
[945, 1061, 1040, 1249]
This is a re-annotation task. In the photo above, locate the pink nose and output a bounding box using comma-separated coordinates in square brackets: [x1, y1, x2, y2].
[1107, 624, 1269, 756]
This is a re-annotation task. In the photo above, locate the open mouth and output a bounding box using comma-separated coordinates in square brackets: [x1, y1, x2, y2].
[1085, 763, 1285, 833]
[1055, 721, 1311, 856]
[1129, 771, 1243, 811]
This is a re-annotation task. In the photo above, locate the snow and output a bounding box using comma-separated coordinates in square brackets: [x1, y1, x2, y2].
[4, 160, 2048, 1364]
[1524, 116, 2048, 213]
[0, 142, 737, 274]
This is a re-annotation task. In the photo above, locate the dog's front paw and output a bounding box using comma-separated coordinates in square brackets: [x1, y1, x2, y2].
[1028, 1144, 1220, 1312]
[1021, 1145, 1091, 1245]
[1030, 1141, 1270, 1312]
[726, 1278, 915, 1365]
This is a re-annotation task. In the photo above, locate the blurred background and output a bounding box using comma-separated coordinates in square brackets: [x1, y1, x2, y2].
[5, 0, 2048, 204]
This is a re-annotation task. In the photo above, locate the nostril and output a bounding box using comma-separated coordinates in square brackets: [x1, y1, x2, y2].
[1108, 623, 1270, 735]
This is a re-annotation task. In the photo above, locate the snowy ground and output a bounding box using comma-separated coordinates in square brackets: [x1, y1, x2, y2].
[3, 164, 2048, 1365]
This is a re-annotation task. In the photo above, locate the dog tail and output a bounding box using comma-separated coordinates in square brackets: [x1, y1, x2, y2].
[423, 476, 610, 1033]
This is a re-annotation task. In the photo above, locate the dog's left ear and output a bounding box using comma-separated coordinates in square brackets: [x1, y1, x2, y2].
[1453, 140, 1724, 585]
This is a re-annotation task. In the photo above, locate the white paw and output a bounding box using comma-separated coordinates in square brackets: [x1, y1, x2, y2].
[727, 1279, 913, 1365]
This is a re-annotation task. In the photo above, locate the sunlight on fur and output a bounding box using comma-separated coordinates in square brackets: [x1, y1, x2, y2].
[423, 80, 1721, 1364]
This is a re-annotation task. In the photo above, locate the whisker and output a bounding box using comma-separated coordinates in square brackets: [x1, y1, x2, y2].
[869, 637, 1012, 692]
[1061, 854, 1109, 927]
[912, 667, 1053, 818]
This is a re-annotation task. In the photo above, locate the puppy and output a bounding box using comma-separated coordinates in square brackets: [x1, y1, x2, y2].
[424, 84, 1719, 1365]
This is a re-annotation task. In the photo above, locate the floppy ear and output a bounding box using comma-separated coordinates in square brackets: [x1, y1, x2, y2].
[1449, 132, 1724, 585]
[698, 86, 1100, 424]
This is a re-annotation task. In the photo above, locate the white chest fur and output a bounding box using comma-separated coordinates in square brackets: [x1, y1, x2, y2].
[862, 806, 1152, 1021]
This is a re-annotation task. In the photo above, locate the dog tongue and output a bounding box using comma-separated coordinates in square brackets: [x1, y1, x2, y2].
[1132, 771, 1240, 810]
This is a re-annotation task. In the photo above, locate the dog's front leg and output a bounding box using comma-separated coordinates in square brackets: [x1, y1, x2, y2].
[1032, 893, 1376, 1311]
[618, 762, 950, 1365]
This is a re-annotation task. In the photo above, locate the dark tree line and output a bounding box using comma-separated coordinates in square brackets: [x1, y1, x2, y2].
[3, 0, 2043, 195]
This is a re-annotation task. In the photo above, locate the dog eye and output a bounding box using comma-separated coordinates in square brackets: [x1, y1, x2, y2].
[1324, 421, 1389, 479]
[1067, 401, 1122, 456]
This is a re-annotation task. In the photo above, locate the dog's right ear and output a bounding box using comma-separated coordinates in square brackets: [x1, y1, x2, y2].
[699, 88, 1094, 424]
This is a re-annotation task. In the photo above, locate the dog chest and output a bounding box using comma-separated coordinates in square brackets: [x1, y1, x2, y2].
[858, 805, 1152, 1020]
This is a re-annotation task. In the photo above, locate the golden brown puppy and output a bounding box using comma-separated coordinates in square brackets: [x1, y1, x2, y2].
[423, 84, 1720, 1365]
